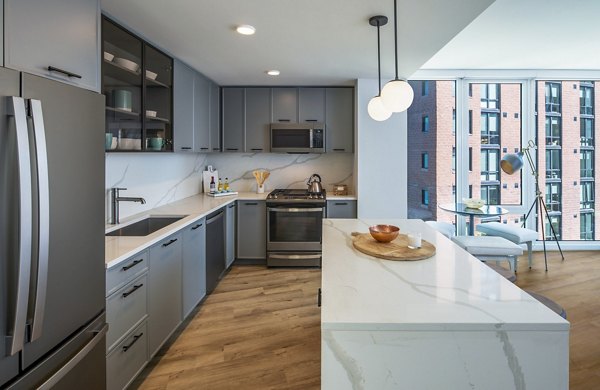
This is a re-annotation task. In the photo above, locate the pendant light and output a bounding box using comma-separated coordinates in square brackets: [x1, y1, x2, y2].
[380, 0, 414, 113]
[367, 15, 392, 122]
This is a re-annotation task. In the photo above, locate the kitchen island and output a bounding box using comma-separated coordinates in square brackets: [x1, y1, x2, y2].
[321, 219, 569, 390]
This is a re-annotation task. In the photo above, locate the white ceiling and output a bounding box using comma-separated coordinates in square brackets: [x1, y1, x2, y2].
[101, 0, 493, 86]
[423, 0, 600, 70]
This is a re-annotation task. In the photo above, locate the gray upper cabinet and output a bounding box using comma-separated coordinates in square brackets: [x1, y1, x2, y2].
[210, 82, 221, 152]
[245, 88, 271, 152]
[272, 88, 298, 123]
[182, 219, 206, 319]
[222, 87, 245, 152]
[299, 88, 325, 123]
[173, 60, 195, 152]
[326, 88, 354, 153]
[194, 73, 210, 152]
[4, 0, 100, 92]
[237, 201, 266, 260]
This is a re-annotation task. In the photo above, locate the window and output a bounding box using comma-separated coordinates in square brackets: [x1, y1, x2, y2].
[580, 84, 594, 115]
[452, 147, 456, 171]
[422, 115, 429, 132]
[581, 150, 594, 178]
[545, 82, 561, 113]
[481, 149, 500, 181]
[422, 81, 429, 96]
[468, 110, 473, 134]
[480, 84, 499, 109]
[581, 181, 595, 210]
[545, 216, 561, 241]
[452, 109, 456, 134]
[422, 189, 429, 206]
[545, 116, 561, 145]
[468, 185, 473, 198]
[546, 149, 561, 179]
[421, 152, 429, 169]
[546, 183, 561, 212]
[481, 112, 500, 144]
[468, 147, 473, 171]
[581, 118, 594, 146]
[481, 185, 500, 205]
[581, 212, 594, 240]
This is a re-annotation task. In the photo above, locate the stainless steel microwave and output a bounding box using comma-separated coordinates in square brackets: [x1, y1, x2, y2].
[270, 123, 325, 153]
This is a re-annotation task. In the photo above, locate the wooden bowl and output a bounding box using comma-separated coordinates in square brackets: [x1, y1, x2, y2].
[369, 225, 400, 243]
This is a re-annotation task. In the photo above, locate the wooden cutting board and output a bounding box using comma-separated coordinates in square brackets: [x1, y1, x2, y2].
[352, 233, 436, 261]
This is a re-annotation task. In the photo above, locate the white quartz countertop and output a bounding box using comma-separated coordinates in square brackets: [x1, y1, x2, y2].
[326, 194, 357, 200]
[105, 192, 268, 269]
[321, 218, 569, 332]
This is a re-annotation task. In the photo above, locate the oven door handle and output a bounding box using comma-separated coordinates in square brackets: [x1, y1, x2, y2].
[269, 254, 322, 260]
[267, 207, 324, 213]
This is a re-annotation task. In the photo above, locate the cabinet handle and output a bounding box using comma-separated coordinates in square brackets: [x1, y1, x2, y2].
[122, 332, 144, 352]
[305, 119, 318, 122]
[162, 238, 178, 247]
[333, 148, 346, 152]
[244, 202, 258, 206]
[200, 147, 209, 150]
[317, 288, 321, 307]
[212, 148, 220, 151]
[191, 224, 202, 230]
[250, 148, 263, 151]
[122, 284, 143, 298]
[334, 202, 348, 206]
[47, 66, 82, 79]
[278, 119, 290, 122]
[228, 204, 235, 209]
[121, 259, 144, 272]
[180, 147, 192, 150]
[226, 148, 238, 151]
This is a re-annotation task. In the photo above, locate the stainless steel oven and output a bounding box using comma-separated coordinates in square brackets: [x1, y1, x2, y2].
[266, 189, 325, 267]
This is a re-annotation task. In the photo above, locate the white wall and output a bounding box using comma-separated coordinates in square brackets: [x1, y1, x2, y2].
[356, 79, 407, 219]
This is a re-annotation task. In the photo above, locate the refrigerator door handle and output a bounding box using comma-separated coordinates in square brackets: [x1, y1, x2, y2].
[6, 97, 33, 356]
[29, 99, 50, 342]
[36, 323, 108, 390]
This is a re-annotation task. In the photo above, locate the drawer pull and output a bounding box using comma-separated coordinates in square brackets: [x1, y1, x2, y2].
[278, 119, 291, 122]
[122, 284, 143, 298]
[122, 332, 143, 352]
[250, 148, 263, 151]
[334, 202, 348, 206]
[162, 238, 178, 247]
[318, 288, 321, 307]
[226, 148, 239, 151]
[305, 119, 318, 122]
[180, 147, 192, 150]
[47, 66, 82, 79]
[244, 202, 258, 206]
[200, 147, 209, 150]
[333, 148, 346, 152]
[191, 224, 203, 230]
[122, 259, 144, 271]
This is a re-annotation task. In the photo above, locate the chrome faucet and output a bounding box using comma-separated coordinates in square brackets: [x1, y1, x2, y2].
[111, 187, 146, 224]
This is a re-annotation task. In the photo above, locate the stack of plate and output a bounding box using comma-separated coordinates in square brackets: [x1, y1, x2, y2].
[113, 58, 140, 73]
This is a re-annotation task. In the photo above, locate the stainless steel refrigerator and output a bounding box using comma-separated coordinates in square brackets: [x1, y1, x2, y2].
[0, 68, 106, 389]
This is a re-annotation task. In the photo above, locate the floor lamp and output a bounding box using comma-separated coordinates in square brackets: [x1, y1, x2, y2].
[500, 140, 565, 271]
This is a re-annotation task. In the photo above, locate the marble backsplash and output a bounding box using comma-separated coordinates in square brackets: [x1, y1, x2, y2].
[105, 152, 353, 223]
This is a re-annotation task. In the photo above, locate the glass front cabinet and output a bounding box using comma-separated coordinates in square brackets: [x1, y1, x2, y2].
[102, 17, 173, 152]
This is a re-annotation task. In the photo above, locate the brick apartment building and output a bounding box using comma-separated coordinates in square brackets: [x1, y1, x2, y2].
[407, 80, 597, 241]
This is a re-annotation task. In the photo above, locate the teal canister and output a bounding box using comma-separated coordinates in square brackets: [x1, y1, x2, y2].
[113, 90, 132, 111]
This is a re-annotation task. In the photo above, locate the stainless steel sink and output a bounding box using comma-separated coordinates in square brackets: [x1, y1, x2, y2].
[106, 216, 187, 237]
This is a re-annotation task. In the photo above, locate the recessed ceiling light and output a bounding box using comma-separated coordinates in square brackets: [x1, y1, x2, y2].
[266, 70, 280, 76]
[236, 25, 256, 35]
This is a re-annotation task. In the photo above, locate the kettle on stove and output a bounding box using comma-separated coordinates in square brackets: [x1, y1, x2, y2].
[307, 174, 323, 194]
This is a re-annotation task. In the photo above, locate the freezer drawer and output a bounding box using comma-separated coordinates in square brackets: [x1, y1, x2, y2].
[107, 321, 148, 390]
[106, 274, 148, 352]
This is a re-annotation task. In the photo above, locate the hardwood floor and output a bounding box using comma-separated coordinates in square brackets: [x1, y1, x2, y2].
[132, 252, 600, 389]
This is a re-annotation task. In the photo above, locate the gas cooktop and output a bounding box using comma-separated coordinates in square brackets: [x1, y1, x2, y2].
[267, 188, 326, 202]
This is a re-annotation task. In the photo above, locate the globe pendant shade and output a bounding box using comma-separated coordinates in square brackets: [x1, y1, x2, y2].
[381, 79, 414, 113]
[368, 95, 392, 121]
[500, 152, 524, 175]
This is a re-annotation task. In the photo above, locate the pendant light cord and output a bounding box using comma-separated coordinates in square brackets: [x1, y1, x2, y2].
[377, 20, 382, 96]
[393, 0, 399, 80]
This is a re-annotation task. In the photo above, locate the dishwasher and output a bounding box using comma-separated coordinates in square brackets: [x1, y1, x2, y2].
[206, 208, 225, 294]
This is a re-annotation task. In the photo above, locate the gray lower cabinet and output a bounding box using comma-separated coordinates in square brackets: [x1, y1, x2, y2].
[225, 203, 236, 268]
[299, 88, 325, 123]
[148, 232, 183, 357]
[106, 321, 148, 390]
[326, 200, 357, 219]
[237, 200, 266, 259]
[222, 87, 245, 152]
[4, 0, 100, 92]
[182, 219, 206, 319]
[272, 87, 298, 123]
[325, 88, 354, 153]
[245, 88, 271, 152]
[210, 82, 221, 152]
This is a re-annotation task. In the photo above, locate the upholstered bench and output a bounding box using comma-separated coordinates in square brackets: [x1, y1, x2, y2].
[425, 221, 455, 239]
[452, 236, 524, 272]
[476, 222, 537, 268]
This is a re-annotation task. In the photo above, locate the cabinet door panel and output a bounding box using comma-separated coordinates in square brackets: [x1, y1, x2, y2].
[299, 88, 325, 123]
[326, 88, 354, 153]
[245, 88, 271, 152]
[225, 204, 236, 268]
[194, 74, 210, 152]
[222, 88, 244, 152]
[237, 201, 266, 259]
[210, 82, 221, 152]
[173, 60, 195, 152]
[5, 0, 100, 91]
[326, 200, 357, 219]
[272, 88, 298, 123]
[182, 220, 206, 318]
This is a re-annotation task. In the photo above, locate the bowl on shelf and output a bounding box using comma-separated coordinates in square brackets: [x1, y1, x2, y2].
[146, 110, 157, 118]
[145, 70, 158, 80]
[113, 57, 140, 72]
[369, 225, 400, 243]
[103, 52, 115, 62]
[463, 198, 485, 209]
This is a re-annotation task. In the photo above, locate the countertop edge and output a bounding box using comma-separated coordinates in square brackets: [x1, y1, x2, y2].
[320, 322, 570, 332]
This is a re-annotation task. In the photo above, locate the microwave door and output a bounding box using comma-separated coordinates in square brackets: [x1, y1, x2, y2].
[271, 129, 312, 153]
